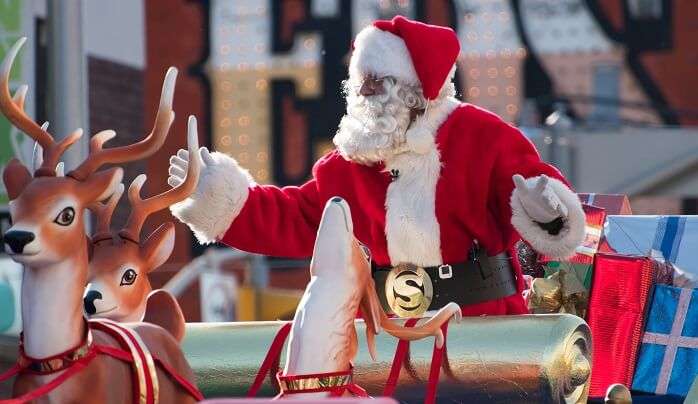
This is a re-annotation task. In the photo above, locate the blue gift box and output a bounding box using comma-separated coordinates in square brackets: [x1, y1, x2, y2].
[605, 215, 698, 280]
[632, 285, 698, 397]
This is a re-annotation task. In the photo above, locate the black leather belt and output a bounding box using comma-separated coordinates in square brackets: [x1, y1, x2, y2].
[372, 248, 518, 317]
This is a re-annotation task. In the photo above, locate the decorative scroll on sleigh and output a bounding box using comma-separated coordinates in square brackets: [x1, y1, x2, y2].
[180, 313, 590, 403]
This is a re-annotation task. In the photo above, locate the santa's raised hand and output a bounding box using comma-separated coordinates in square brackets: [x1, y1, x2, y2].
[169, 146, 253, 244]
[168, 147, 216, 188]
[512, 174, 568, 224]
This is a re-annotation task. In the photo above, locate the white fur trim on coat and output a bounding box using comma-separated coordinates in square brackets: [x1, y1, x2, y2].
[350, 26, 419, 86]
[384, 97, 460, 267]
[510, 176, 585, 259]
[403, 96, 460, 155]
[170, 152, 254, 244]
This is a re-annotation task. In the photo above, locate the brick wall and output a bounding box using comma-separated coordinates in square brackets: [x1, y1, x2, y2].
[145, 0, 209, 321]
[88, 56, 145, 229]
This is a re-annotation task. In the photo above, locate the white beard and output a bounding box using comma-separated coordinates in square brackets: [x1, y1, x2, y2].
[333, 79, 423, 165]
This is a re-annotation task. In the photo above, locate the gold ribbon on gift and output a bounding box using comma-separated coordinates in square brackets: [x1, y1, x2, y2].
[529, 268, 589, 317]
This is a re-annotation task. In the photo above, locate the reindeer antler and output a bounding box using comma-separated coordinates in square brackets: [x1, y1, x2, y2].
[0, 38, 82, 176]
[88, 183, 125, 242]
[119, 115, 202, 243]
[67, 67, 179, 181]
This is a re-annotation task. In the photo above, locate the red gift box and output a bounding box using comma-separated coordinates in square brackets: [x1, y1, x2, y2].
[587, 253, 655, 397]
[578, 193, 632, 215]
[540, 204, 606, 266]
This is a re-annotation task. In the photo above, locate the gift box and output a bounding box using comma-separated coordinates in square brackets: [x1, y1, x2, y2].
[544, 261, 593, 290]
[686, 375, 698, 403]
[603, 215, 698, 283]
[528, 266, 588, 317]
[632, 285, 698, 397]
[542, 205, 606, 266]
[587, 253, 656, 398]
[538, 205, 606, 291]
[527, 205, 607, 318]
[578, 193, 632, 215]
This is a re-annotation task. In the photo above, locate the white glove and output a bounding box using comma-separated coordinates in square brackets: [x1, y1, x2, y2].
[512, 174, 568, 223]
[168, 146, 253, 244]
[168, 147, 215, 189]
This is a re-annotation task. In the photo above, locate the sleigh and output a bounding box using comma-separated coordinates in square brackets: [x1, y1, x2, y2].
[0, 314, 591, 403]
[182, 314, 590, 402]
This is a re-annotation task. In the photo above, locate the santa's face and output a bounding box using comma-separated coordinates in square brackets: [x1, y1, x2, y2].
[333, 74, 426, 164]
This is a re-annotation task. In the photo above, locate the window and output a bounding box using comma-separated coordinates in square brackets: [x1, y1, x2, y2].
[591, 64, 620, 126]
[627, 0, 663, 20]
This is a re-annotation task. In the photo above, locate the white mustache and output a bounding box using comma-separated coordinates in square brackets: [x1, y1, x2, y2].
[334, 78, 426, 164]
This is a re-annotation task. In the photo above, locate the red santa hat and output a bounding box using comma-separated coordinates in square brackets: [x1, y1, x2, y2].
[349, 16, 460, 100]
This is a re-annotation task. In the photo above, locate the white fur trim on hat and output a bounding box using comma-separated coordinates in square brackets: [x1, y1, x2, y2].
[170, 152, 254, 244]
[350, 26, 419, 85]
[510, 176, 585, 259]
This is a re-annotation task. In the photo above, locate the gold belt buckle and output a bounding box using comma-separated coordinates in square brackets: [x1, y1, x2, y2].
[384, 263, 433, 318]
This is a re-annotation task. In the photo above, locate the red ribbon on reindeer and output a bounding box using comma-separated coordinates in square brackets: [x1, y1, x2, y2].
[247, 322, 293, 397]
[247, 322, 369, 399]
[383, 319, 449, 404]
[0, 320, 203, 404]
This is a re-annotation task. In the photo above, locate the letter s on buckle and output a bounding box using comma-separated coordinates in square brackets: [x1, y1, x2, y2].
[438, 264, 453, 279]
[385, 264, 433, 318]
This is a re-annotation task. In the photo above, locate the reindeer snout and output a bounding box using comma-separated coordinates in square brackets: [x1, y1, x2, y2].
[84, 290, 103, 315]
[3, 230, 35, 254]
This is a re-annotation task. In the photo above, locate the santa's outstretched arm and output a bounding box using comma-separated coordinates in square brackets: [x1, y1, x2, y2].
[492, 125, 586, 260]
[510, 173, 586, 259]
[168, 148, 322, 258]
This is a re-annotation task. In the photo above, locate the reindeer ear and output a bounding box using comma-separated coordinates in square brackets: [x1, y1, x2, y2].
[141, 222, 175, 271]
[143, 289, 186, 342]
[3, 158, 32, 200]
[79, 167, 123, 203]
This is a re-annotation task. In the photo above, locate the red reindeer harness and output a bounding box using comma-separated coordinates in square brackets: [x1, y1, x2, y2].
[248, 319, 448, 402]
[0, 319, 203, 404]
[276, 367, 369, 398]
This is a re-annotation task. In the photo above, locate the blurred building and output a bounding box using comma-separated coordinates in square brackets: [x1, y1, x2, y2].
[1, 0, 698, 322]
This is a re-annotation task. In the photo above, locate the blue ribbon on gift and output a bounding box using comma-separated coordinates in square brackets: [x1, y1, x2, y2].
[654, 217, 687, 264]
[632, 285, 698, 397]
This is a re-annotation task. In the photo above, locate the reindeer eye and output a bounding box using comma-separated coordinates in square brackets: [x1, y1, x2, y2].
[54, 207, 75, 226]
[120, 269, 137, 286]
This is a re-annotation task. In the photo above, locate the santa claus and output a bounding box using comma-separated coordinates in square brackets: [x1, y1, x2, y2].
[169, 16, 585, 317]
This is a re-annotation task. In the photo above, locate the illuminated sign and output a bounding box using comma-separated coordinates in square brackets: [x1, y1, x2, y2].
[208, 0, 661, 186]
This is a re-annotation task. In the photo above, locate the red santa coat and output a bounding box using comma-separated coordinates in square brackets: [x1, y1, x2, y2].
[172, 98, 585, 316]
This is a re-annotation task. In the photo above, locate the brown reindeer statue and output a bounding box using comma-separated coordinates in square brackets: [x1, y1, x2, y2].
[83, 116, 201, 340]
[0, 37, 202, 403]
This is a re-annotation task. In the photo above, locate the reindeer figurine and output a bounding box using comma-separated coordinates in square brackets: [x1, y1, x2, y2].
[0, 38, 202, 403]
[259, 197, 462, 399]
[83, 118, 201, 339]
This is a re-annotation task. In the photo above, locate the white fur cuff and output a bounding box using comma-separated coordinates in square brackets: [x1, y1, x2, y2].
[510, 176, 585, 259]
[170, 152, 254, 244]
